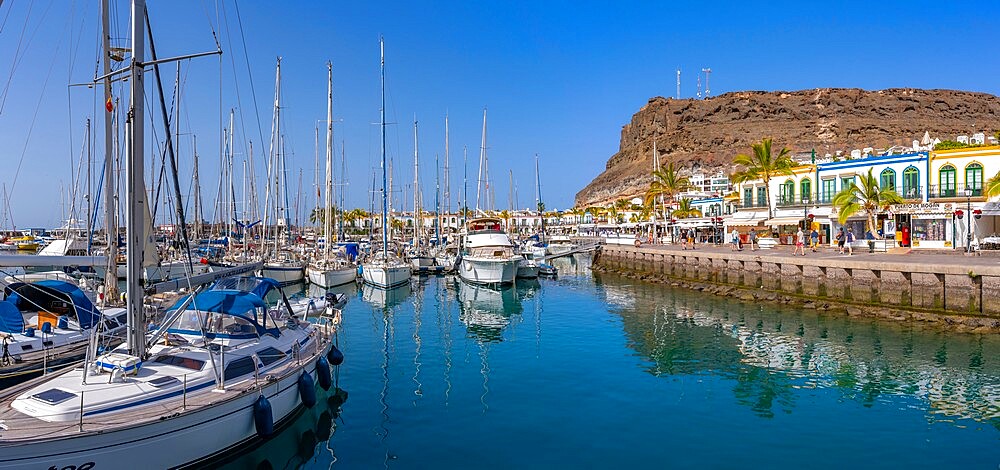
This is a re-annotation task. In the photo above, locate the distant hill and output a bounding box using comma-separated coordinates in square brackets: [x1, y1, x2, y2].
[575, 88, 1000, 207]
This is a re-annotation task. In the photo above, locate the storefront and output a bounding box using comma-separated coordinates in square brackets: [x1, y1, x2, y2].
[888, 203, 957, 249]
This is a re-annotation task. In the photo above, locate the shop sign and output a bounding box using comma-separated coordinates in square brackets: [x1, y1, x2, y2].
[889, 202, 953, 214]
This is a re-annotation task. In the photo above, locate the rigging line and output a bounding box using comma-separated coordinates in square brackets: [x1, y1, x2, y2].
[7, 17, 65, 208]
[0, 0, 56, 115]
[0, 0, 14, 35]
[218, 1, 252, 190]
[231, 0, 266, 156]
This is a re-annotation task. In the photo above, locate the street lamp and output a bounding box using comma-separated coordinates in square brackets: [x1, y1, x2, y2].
[965, 187, 973, 253]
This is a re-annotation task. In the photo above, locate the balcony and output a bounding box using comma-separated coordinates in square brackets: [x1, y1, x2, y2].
[928, 184, 983, 199]
[899, 187, 922, 200]
[776, 194, 818, 208]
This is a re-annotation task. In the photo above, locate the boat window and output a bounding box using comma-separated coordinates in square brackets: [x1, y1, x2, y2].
[175, 310, 258, 337]
[31, 388, 77, 405]
[224, 356, 257, 379]
[147, 376, 181, 388]
[152, 355, 206, 371]
[257, 347, 286, 366]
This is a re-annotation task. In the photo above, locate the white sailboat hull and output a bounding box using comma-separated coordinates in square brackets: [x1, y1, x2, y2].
[115, 261, 209, 282]
[261, 262, 306, 286]
[459, 256, 519, 285]
[361, 263, 411, 289]
[306, 265, 357, 288]
[0, 352, 330, 470]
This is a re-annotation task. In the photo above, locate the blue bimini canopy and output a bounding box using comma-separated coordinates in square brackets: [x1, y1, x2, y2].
[167, 289, 278, 338]
[0, 300, 24, 333]
[3, 280, 99, 329]
[209, 276, 280, 300]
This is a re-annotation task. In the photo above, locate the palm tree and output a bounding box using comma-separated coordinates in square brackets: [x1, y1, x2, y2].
[985, 170, 1000, 199]
[730, 138, 795, 219]
[498, 209, 512, 232]
[832, 168, 904, 237]
[672, 198, 703, 219]
[645, 161, 692, 220]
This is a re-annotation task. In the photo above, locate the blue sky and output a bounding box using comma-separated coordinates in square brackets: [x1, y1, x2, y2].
[1, 0, 999, 228]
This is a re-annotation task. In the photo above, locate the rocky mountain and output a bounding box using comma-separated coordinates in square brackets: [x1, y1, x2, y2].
[575, 88, 1000, 208]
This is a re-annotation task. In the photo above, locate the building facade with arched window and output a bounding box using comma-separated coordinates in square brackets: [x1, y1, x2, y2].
[929, 146, 1000, 250]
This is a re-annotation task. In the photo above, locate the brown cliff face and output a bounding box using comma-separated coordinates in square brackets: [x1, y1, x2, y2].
[575, 88, 1000, 207]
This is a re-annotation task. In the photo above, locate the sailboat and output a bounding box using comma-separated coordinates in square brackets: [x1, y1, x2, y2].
[306, 62, 357, 288]
[0, 4, 341, 467]
[261, 57, 306, 286]
[407, 117, 434, 269]
[361, 38, 412, 289]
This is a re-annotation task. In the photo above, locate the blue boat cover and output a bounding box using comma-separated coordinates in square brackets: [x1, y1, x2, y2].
[0, 300, 24, 333]
[3, 280, 99, 329]
[166, 281, 280, 338]
[336, 242, 359, 261]
[209, 277, 279, 300]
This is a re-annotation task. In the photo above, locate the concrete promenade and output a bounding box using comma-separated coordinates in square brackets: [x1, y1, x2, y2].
[594, 240, 1000, 329]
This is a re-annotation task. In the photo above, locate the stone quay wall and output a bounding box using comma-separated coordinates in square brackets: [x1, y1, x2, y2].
[593, 244, 1000, 330]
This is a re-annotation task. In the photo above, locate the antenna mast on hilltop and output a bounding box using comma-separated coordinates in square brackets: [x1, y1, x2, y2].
[676, 69, 681, 99]
[696, 74, 701, 99]
[702, 68, 712, 97]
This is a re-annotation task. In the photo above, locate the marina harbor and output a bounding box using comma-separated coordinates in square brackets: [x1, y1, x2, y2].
[1, 1, 999, 468]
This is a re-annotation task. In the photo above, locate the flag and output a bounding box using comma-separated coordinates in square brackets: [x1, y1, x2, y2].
[105, 96, 113, 113]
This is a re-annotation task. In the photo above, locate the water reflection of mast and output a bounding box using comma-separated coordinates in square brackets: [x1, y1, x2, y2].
[378, 304, 394, 468]
[438, 278, 453, 405]
[412, 279, 423, 402]
[479, 341, 490, 413]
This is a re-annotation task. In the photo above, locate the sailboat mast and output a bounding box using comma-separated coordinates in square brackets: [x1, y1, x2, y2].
[444, 114, 450, 216]
[125, 0, 147, 356]
[475, 108, 487, 213]
[324, 61, 333, 261]
[101, 0, 119, 303]
[413, 116, 420, 250]
[380, 38, 389, 260]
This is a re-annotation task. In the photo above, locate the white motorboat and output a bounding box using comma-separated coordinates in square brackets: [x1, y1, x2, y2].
[546, 235, 577, 255]
[516, 256, 540, 279]
[458, 218, 521, 286]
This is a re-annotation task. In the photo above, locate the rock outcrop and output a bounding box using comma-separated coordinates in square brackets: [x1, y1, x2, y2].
[575, 88, 1000, 207]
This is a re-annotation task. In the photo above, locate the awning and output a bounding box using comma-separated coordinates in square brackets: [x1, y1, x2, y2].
[981, 201, 1000, 216]
[764, 216, 806, 226]
[727, 220, 763, 227]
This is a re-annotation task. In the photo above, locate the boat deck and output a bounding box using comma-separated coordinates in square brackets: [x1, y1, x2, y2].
[0, 333, 333, 443]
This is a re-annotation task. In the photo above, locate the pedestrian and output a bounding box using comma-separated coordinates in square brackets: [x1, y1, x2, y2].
[794, 227, 806, 256]
[687, 228, 696, 250]
[810, 228, 819, 252]
[681, 228, 688, 250]
[866, 229, 876, 253]
[749, 228, 759, 251]
[730, 230, 739, 251]
[836, 227, 846, 254]
[846, 228, 855, 255]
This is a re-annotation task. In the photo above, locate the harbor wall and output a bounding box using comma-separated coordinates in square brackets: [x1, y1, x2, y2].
[592, 245, 1000, 331]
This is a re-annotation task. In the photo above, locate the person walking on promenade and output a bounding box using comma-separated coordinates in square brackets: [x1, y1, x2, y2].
[846, 228, 855, 255]
[836, 227, 846, 254]
[687, 228, 696, 250]
[794, 227, 806, 256]
[681, 228, 688, 250]
[748, 228, 759, 251]
[810, 228, 820, 252]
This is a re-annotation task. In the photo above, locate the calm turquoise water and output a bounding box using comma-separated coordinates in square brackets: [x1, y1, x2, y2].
[224, 255, 1000, 469]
